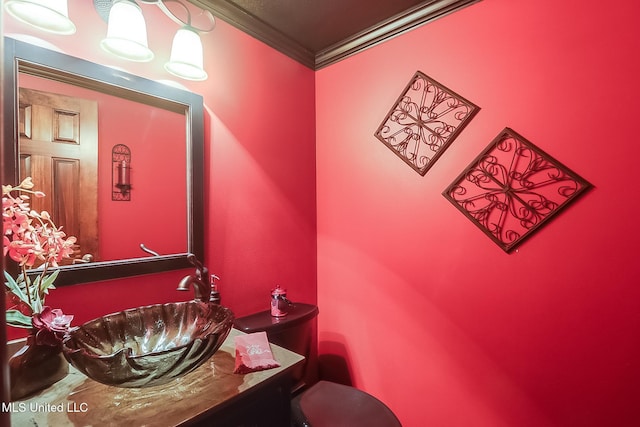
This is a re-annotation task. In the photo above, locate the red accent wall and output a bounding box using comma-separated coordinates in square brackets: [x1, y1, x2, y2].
[316, 0, 640, 425]
[7, 0, 640, 425]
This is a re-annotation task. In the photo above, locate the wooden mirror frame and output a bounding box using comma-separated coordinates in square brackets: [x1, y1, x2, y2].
[2, 38, 205, 286]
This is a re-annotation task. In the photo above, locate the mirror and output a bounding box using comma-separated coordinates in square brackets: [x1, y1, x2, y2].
[2, 38, 205, 286]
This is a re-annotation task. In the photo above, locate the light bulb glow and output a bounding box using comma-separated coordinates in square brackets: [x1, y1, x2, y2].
[4, 0, 76, 35]
[164, 27, 208, 81]
[7, 0, 212, 79]
[100, 0, 154, 62]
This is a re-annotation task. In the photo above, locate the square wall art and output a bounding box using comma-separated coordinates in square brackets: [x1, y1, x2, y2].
[374, 71, 479, 175]
[443, 128, 593, 252]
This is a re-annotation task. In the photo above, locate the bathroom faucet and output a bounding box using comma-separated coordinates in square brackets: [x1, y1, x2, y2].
[177, 254, 211, 302]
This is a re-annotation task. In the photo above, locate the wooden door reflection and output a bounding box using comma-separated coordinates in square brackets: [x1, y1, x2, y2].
[18, 88, 99, 265]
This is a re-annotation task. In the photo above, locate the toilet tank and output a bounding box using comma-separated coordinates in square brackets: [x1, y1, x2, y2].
[234, 303, 319, 393]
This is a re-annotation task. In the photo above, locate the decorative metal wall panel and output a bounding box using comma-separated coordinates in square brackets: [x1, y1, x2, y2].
[374, 71, 479, 175]
[443, 128, 592, 252]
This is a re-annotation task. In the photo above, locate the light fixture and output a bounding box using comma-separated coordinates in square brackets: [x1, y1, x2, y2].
[100, 0, 154, 62]
[4, 0, 76, 35]
[5, 0, 215, 81]
[100, 0, 214, 80]
[165, 26, 207, 81]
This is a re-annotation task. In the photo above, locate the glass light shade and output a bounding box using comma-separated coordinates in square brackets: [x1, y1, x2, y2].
[164, 27, 208, 81]
[4, 0, 76, 35]
[100, 0, 154, 62]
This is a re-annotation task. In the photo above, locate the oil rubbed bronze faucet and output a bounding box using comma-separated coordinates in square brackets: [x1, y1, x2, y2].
[177, 254, 211, 302]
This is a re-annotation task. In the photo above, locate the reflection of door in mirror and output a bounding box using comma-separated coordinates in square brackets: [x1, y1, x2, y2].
[18, 88, 99, 266]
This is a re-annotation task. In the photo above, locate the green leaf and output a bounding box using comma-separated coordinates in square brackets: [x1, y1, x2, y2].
[4, 271, 32, 309]
[39, 269, 60, 295]
[6, 310, 33, 328]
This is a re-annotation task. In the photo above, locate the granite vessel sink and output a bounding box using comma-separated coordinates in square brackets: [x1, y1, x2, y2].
[62, 301, 234, 388]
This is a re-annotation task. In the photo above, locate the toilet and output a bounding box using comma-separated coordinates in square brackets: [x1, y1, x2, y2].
[234, 303, 402, 427]
[234, 303, 319, 393]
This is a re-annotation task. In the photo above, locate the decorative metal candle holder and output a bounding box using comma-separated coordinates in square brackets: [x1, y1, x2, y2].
[112, 144, 131, 201]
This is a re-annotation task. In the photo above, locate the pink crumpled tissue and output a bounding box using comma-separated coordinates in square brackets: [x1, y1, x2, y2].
[233, 331, 281, 374]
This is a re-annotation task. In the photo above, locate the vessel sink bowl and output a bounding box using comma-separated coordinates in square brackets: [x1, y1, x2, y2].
[62, 301, 234, 388]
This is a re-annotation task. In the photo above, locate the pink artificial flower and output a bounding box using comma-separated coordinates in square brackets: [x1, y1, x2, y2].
[41, 228, 76, 267]
[5, 206, 31, 236]
[3, 189, 77, 269]
[32, 306, 74, 346]
[7, 238, 40, 267]
[3, 179, 77, 331]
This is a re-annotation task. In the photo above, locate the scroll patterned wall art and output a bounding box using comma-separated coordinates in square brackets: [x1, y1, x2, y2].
[374, 71, 479, 175]
[112, 144, 132, 201]
[443, 128, 592, 252]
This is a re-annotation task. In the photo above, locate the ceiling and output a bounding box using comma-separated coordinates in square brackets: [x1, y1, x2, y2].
[189, 0, 481, 70]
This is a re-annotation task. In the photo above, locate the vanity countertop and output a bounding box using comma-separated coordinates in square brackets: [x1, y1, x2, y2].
[10, 328, 304, 426]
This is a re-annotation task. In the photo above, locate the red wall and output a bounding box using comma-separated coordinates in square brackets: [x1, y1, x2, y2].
[316, 0, 640, 426]
[4, 1, 316, 337]
[8, 0, 640, 426]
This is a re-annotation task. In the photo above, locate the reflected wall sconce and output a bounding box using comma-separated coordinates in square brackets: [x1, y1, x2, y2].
[4, 0, 215, 81]
[112, 144, 132, 201]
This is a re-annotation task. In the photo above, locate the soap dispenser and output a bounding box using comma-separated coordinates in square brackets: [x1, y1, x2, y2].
[271, 284, 291, 317]
[209, 274, 221, 304]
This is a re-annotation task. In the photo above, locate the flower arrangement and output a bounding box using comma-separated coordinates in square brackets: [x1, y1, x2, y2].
[3, 177, 76, 345]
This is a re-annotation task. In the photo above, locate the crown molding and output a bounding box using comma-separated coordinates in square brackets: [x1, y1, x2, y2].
[315, 0, 481, 69]
[190, 0, 481, 70]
